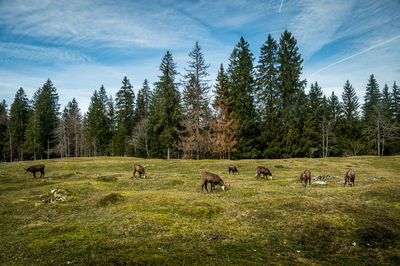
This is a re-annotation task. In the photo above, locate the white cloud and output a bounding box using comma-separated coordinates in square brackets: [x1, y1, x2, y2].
[0, 0, 211, 49]
[0, 42, 92, 64]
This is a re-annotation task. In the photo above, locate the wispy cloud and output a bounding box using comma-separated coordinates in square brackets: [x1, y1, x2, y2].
[278, 0, 284, 13]
[0, 42, 92, 65]
[0, 0, 210, 49]
[309, 34, 400, 78]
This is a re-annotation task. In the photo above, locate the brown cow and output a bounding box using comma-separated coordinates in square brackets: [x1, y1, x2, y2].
[133, 164, 147, 178]
[256, 166, 273, 180]
[201, 172, 226, 192]
[228, 165, 239, 175]
[344, 169, 355, 187]
[300, 169, 311, 187]
[24, 164, 45, 178]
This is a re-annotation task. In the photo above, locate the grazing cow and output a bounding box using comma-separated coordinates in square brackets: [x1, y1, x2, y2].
[24, 164, 45, 178]
[256, 166, 273, 180]
[228, 165, 239, 175]
[201, 172, 226, 192]
[133, 164, 147, 178]
[344, 169, 355, 187]
[300, 169, 311, 187]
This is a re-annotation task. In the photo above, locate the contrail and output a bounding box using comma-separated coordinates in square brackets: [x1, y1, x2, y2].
[310, 34, 400, 78]
[278, 0, 284, 13]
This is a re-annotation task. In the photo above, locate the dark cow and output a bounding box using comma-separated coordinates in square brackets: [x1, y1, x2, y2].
[344, 169, 355, 187]
[133, 164, 147, 178]
[256, 166, 273, 180]
[228, 165, 239, 175]
[300, 169, 311, 187]
[201, 172, 226, 192]
[24, 164, 45, 178]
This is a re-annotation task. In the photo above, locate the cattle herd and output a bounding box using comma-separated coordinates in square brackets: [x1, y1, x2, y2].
[24, 163, 356, 192]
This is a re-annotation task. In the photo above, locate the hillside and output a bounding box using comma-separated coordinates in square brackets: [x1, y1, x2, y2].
[1, 156, 400, 264]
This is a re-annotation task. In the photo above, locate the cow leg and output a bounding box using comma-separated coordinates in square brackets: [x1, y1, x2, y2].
[344, 179, 347, 187]
[308, 178, 311, 187]
[41, 170, 44, 177]
[33, 172, 36, 178]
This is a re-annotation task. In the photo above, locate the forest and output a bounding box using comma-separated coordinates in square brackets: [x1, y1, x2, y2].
[0, 30, 399, 161]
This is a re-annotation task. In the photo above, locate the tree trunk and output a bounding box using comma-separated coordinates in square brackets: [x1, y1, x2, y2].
[167, 148, 170, 160]
[9, 131, 12, 162]
[377, 119, 380, 156]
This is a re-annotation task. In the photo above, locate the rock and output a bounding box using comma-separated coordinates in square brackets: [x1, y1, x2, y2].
[312, 174, 342, 180]
[313, 181, 327, 185]
[43, 188, 69, 204]
[365, 177, 385, 181]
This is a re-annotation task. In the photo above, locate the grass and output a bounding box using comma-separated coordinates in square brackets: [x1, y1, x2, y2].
[1, 156, 400, 264]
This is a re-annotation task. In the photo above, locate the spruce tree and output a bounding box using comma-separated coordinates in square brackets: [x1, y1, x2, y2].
[341, 80, 359, 122]
[339, 80, 362, 155]
[86, 85, 112, 156]
[0, 100, 9, 162]
[276, 30, 307, 157]
[214, 64, 231, 108]
[133, 79, 152, 158]
[302, 82, 323, 157]
[212, 65, 238, 159]
[227, 37, 259, 158]
[181, 42, 211, 159]
[65, 98, 82, 157]
[391, 81, 400, 122]
[114, 76, 135, 156]
[34, 79, 60, 159]
[9, 87, 30, 160]
[256, 34, 279, 158]
[363, 74, 381, 121]
[381, 83, 392, 119]
[327, 91, 341, 122]
[149, 51, 182, 159]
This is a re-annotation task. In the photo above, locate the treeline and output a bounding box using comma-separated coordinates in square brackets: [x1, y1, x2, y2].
[1, 30, 399, 161]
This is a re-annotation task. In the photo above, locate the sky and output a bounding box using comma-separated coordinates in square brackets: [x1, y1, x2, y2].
[0, 0, 399, 113]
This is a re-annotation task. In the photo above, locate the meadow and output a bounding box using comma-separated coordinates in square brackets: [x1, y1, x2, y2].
[1, 156, 400, 265]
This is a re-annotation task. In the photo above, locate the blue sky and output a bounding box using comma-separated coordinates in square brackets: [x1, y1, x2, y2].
[1, 0, 399, 112]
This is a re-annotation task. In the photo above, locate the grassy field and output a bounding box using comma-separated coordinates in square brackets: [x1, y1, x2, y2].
[1, 156, 400, 265]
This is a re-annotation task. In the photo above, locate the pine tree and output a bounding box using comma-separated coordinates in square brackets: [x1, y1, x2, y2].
[276, 30, 307, 157]
[181, 42, 211, 159]
[0, 100, 9, 162]
[211, 66, 238, 159]
[65, 98, 82, 157]
[133, 79, 152, 158]
[214, 64, 231, 108]
[327, 91, 341, 122]
[227, 37, 259, 158]
[149, 51, 182, 159]
[391, 81, 400, 122]
[302, 82, 323, 157]
[381, 83, 392, 119]
[339, 80, 362, 155]
[135, 79, 152, 122]
[114, 76, 135, 156]
[24, 92, 41, 161]
[256, 34, 279, 158]
[107, 95, 116, 156]
[341, 80, 359, 122]
[86, 85, 112, 156]
[34, 79, 60, 159]
[363, 74, 381, 121]
[9, 87, 30, 161]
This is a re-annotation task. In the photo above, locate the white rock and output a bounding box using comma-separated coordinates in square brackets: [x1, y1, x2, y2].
[313, 181, 327, 185]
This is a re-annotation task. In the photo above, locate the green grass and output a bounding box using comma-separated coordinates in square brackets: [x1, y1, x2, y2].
[1, 156, 400, 264]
